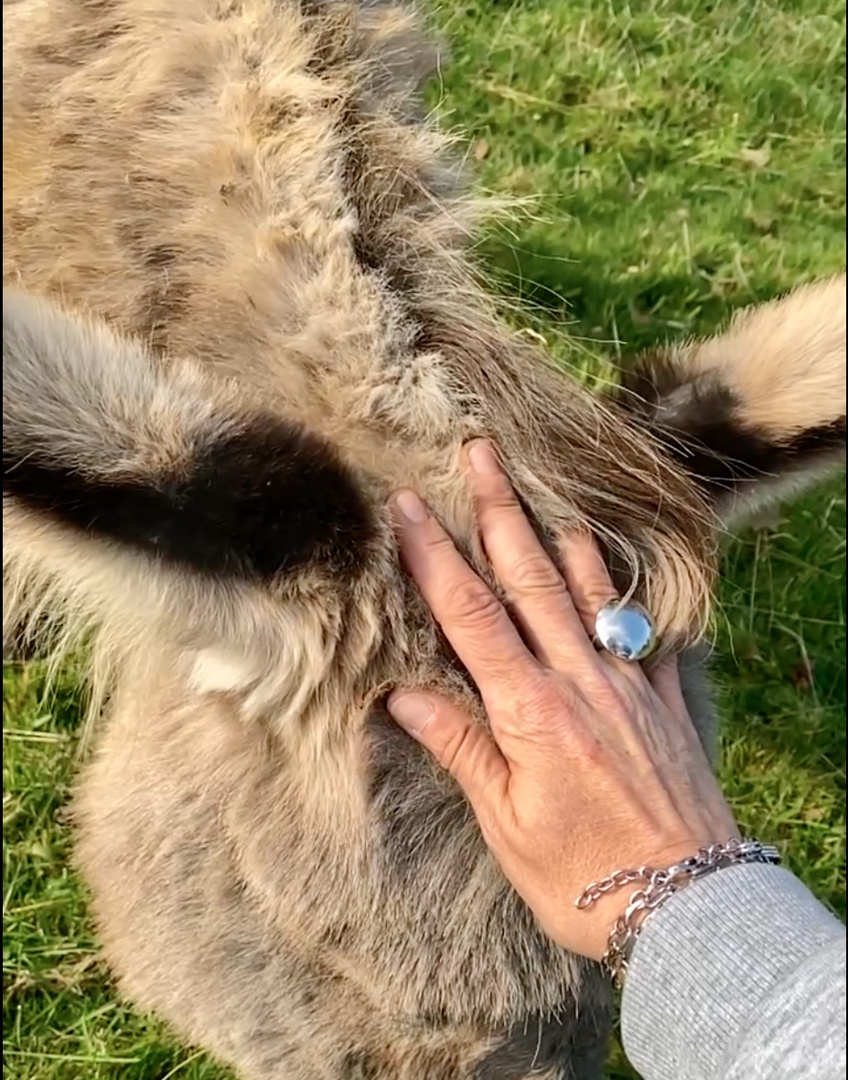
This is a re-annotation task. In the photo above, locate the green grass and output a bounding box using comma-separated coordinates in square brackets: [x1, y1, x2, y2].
[3, 0, 845, 1077]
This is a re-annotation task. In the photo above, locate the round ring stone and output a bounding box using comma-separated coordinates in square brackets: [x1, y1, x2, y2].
[594, 600, 656, 663]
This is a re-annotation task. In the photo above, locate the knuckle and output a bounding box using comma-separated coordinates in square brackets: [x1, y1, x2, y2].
[478, 483, 522, 516]
[450, 580, 504, 630]
[506, 553, 566, 597]
[421, 530, 459, 558]
[582, 585, 619, 615]
[438, 722, 478, 779]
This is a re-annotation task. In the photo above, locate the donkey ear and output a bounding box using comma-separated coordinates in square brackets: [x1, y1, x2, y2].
[608, 275, 846, 527]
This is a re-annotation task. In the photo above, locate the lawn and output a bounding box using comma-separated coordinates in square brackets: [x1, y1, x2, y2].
[3, 1, 845, 1078]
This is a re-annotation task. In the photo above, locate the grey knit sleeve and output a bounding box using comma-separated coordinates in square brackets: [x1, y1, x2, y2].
[619, 863, 846, 1080]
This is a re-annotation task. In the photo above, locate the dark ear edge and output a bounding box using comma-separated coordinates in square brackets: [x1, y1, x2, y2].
[608, 349, 846, 516]
[3, 416, 377, 583]
[3, 289, 377, 586]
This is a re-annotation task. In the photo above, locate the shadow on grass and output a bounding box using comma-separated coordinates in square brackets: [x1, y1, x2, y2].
[479, 226, 797, 355]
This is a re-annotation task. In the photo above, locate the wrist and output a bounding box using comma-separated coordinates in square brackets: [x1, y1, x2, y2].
[575, 837, 782, 987]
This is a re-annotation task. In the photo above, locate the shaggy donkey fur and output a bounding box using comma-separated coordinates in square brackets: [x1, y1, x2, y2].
[3, 1, 846, 1077]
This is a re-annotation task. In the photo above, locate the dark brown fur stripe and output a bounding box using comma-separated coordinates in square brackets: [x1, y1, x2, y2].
[3, 416, 376, 581]
[615, 360, 846, 492]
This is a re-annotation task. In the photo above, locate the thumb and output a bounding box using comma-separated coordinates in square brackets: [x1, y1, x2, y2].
[387, 691, 510, 814]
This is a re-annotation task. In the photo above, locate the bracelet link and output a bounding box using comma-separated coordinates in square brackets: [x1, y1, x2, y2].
[575, 837, 781, 988]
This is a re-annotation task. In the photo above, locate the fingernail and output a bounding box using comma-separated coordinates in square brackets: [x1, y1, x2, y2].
[387, 692, 435, 736]
[468, 440, 501, 475]
[393, 489, 429, 524]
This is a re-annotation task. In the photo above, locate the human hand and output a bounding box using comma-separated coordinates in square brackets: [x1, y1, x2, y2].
[387, 440, 738, 962]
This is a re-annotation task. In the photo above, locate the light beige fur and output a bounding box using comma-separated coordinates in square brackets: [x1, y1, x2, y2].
[686, 278, 846, 436]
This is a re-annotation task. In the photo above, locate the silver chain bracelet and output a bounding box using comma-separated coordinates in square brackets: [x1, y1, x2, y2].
[574, 838, 781, 988]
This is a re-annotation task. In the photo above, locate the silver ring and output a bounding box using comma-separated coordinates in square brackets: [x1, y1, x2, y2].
[593, 600, 656, 663]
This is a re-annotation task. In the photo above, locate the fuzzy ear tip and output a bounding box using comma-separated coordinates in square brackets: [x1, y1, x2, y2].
[609, 309, 846, 515]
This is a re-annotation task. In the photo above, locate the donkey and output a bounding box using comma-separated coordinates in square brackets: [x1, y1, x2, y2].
[3, 1, 845, 1077]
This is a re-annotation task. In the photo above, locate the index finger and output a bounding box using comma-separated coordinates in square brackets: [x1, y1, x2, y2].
[391, 489, 542, 697]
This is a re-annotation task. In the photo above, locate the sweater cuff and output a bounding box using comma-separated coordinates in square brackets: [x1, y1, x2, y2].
[620, 863, 845, 1080]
